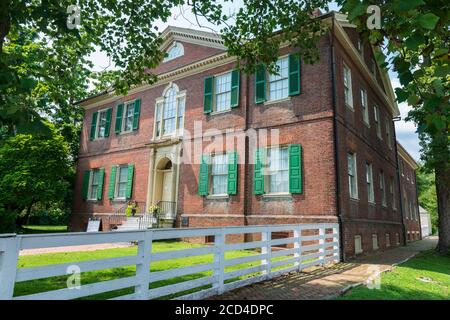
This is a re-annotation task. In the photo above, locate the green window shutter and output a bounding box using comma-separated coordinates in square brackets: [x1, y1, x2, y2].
[255, 64, 266, 104]
[97, 168, 105, 200]
[133, 99, 141, 130]
[108, 166, 117, 200]
[198, 155, 210, 196]
[89, 112, 98, 141]
[289, 144, 302, 194]
[227, 151, 238, 195]
[203, 76, 214, 114]
[288, 54, 301, 96]
[126, 164, 134, 199]
[82, 170, 91, 200]
[115, 104, 124, 134]
[230, 70, 240, 108]
[253, 148, 265, 195]
[104, 108, 112, 137]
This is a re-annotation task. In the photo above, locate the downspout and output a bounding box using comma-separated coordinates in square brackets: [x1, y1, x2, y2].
[329, 14, 345, 261]
[393, 119, 407, 245]
[243, 70, 250, 226]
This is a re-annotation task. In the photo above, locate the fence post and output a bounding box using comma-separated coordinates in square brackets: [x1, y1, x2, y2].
[261, 227, 271, 279]
[333, 225, 340, 263]
[0, 234, 20, 300]
[318, 227, 325, 267]
[134, 230, 152, 300]
[213, 230, 225, 295]
[294, 225, 301, 272]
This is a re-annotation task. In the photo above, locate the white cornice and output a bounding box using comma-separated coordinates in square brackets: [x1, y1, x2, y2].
[160, 26, 226, 50]
[397, 142, 418, 169]
[80, 52, 236, 109]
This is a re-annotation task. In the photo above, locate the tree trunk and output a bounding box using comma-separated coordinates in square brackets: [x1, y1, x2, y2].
[435, 163, 450, 255]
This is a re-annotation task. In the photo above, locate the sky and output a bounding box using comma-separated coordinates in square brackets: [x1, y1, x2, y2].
[88, 1, 421, 162]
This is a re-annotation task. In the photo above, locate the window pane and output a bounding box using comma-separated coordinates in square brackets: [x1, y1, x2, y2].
[124, 103, 134, 132]
[97, 111, 107, 138]
[268, 147, 288, 193]
[163, 87, 177, 135]
[215, 72, 232, 112]
[119, 166, 128, 183]
[211, 154, 227, 195]
[269, 58, 289, 101]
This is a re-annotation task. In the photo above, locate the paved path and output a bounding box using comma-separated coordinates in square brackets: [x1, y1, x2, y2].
[19, 242, 133, 256]
[208, 236, 438, 300]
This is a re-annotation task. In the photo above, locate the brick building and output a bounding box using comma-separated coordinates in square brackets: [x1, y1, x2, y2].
[71, 12, 421, 260]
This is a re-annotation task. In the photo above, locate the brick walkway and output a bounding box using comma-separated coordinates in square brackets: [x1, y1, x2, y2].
[208, 236, 438, 300]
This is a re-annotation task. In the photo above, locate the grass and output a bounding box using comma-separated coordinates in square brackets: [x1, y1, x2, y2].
[15, 240, 294, 300]
[20, 225, 68, 234]
[338, 250, 450, 300]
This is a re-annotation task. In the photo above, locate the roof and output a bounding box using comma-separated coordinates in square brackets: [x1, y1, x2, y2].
[397, 141, 419, 170]
[75, 12, 400, 117]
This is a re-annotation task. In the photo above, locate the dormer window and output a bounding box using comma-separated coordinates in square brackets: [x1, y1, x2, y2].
[163, 42, 184, 62]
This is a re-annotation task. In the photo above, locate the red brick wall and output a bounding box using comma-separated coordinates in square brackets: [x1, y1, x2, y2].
[334, 29, 405, 259]
[399, 157, 421, 241]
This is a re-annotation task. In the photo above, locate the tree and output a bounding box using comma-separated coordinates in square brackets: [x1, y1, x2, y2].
[417, 165, 438, 234]
[336, 0, 449, 254]
[1, 0, 329, 132]
[0, 124, 74, 232]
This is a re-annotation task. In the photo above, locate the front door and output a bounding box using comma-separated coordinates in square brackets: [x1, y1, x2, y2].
[162, 171, 173, 202]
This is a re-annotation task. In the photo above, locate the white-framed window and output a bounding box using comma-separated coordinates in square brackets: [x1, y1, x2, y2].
[88, 169, 101, 200]
[371, 59, 377, 76]
[163, 42, 184, 62]
[374, 105, 382, 139]
[372, 234, 379, 250]
[214, 72, 232, 112]
[360, 88, 369, 126]
[348, 152, 358, 199]
[380, 171, 386, 207]
[210, 153, 228, 195]
[268, 56, 289, 101]
[395, 233, 400, 245]
[267, 146, 289, 194]
[354, 235, 363, 254]
[390, 178, 396, 210]
[343, 64, 353, 109]
[386, 119, 392, 149]
[115, 165, 129, 199]
[357, 39, 364, 56]
[96, 109, 108, 139]
[154, 85, 186, 139]
[366, 162, 374, 203]
[386, 234, 391, 247]
[122, 101, 135, 133]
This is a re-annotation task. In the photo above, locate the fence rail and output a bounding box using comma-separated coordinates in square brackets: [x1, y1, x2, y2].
[0, 223, 339, 300]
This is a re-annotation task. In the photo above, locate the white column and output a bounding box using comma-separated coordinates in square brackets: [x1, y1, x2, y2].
[0, 235, 21, 300]
[134, 230, 152, 299]
[145, 148, 156, 212]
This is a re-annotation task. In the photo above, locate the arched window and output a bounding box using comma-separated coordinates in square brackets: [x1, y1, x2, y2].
[163, 42, 184, 62]
[154, 84, 185, 138]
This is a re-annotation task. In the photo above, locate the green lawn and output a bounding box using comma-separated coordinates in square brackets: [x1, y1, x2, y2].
[20, 225, 68, 234]
[338, 250, 450, 300]
[15, 240, 291, 300]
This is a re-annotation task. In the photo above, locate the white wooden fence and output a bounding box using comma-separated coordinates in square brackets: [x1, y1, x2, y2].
[0, 223, 339, 300]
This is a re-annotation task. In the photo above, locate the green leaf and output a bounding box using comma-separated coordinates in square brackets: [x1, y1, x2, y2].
[405, 33, 425, 50]
[417, 13, 440, 30]
[395, 87, 409, 103]
[348, 2, 366, 21]
[392, 0, 425, 13]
